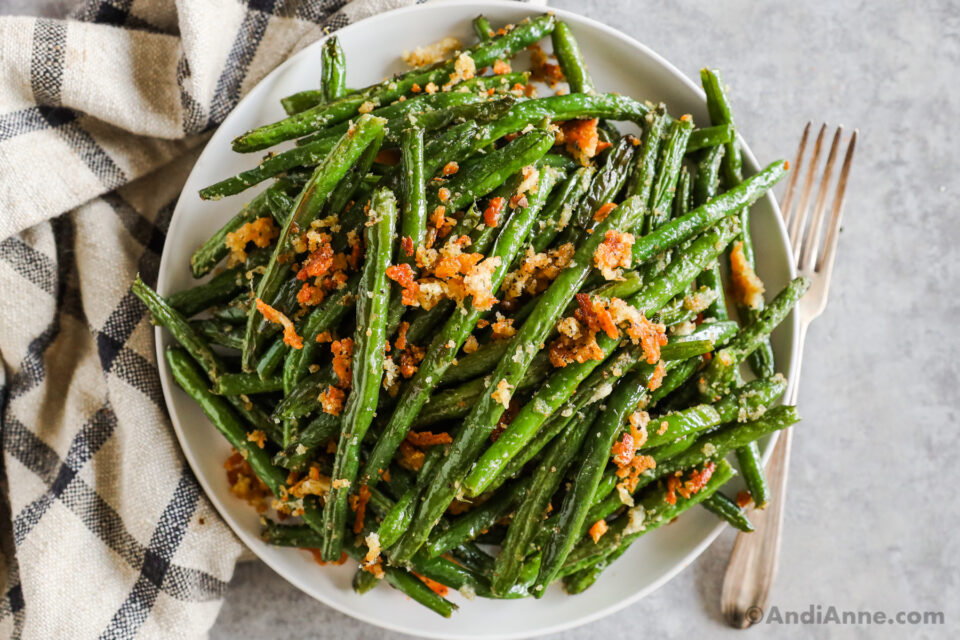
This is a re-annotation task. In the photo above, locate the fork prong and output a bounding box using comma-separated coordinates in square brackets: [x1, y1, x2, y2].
[779, 122, 810, 221]
[817, 129, 857, 274]
[799, 126, 843, 271]
[789, 124, 827, 256]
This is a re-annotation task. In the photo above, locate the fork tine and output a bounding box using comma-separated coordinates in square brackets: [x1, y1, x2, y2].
[799, 126, 843, 271]
[788, 124, 827, 256]
[779, 122, 810, 221]
[817, 129, 857, 274]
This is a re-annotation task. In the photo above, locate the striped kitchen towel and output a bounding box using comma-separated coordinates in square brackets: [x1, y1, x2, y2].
[0, 0, 541, 638]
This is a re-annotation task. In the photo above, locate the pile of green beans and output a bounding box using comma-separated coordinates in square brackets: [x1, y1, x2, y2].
[136, 14, 806, 615]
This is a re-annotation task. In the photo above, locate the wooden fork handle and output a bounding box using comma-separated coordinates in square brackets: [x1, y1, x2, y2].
[720, 427, 793, 628]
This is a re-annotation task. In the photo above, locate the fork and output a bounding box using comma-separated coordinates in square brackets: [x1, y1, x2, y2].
[719, 123, 857, 628]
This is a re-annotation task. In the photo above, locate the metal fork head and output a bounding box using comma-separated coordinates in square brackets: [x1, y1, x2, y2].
[778, 123, 857, 321]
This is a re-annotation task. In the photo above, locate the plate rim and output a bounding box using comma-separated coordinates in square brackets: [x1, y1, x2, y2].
[154, 1, 800, 637]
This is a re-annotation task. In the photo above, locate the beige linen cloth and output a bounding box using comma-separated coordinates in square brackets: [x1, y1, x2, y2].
[0, 0, 541, 637]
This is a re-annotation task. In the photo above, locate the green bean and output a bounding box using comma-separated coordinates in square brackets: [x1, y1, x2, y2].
[534, 366, 658, 592]
[274, 369, 334, 420]
[631, 160, 788, 265]
[530, 166, 594, 252]
[321, 36, 346, 103]
[629, 405, 799, 506]
[571, 136, 637, 229]
[693, 144, 729, 320]
[245, 15, 557, 151]
[647, 358, 699, 408]
[378, 485, 418, 549]
[326, 136, 380, 217]
[191, 319, 244, 350]
[702, 492, 754, 532]
[481, 93, 650, 148]
[168, 251, 266, 317]
[562, 543, 628, 594]
[698, 277, 809, 401]
[265, 185, 295, 225]
[273, 412, 340, 471]
[686, 124, 735, 153]
[166, 347, 286, 495]
[359, 164, 561, 491]
[425, 477, 532, 558]
[473, 15, 494, 41]
[132, 277, 277, 435]
[247, 274, 301, 360]
[551, 21, 594, 94]
[267, 511, 461, 614]
[735, 442, 769, 509]
[387, 193, 658, 565]
[383, 566, 458, 617]
[210, 299, 251, 324]
[399, 125, 427, 264]
[700, 69, 742, 187]
[692, 144, 725, 207]
[426, 128, 555, 214]
[295, 87, 510, 148]
[189, 186, 271, 275]
[623, 105, 667, 210]
[353, 565, 380, 595]
[493, 403, 601, 594]
[204, 92, 484, 202]
[700, 68, 775, 379]
[213, 372, 283, 395]
[379, 124, 429, 337]
[541, 153, 577, 171]
[558, 459, 735, 578]
[450, 542, 495, 576]
[282, 274, 360, 393]
[321, 187, 396, 560]
[651, 287, 716, 327]
[463, 221, 739, 497]
[256, 336, 287, 380]
[241, 114, 386, 372]
[411, 352, 553, 428]
[645, 117, 694, 233]
[673, 166, 692, 219]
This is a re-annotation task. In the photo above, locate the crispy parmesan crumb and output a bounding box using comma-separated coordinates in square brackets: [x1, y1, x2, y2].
[491, 378, 514, 408]
[406, 430, 453, 447]
[255, 299, 303, 349]
[331, 338, 354, 386]
[319, 385, 345, 416]
[729, 240, 766, 309]
[593, 230, 634, 280]
[224, 217, 278, 267]
[398, 441, 426, 471]
[443, 52, 476, 90]
[483, 196, 506, 227]
[665, 462, 716, 505]
[593, 202, 617, 223]
[402, 36, 461, 67]
[386, 263, 420, 306]
[224, 451, 269, 512]
[558, 118, 609, 165]
[588, 519, 608, 543]
[413, 572, 450, 597]
[463, 335, 479, 354]
[246, 430, 266, 449]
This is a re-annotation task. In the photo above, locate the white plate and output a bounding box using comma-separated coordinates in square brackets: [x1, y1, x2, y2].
[155, 2, 799, 637]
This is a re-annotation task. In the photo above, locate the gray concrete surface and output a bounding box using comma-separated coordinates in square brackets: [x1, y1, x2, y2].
[7, 1, 957, 638]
